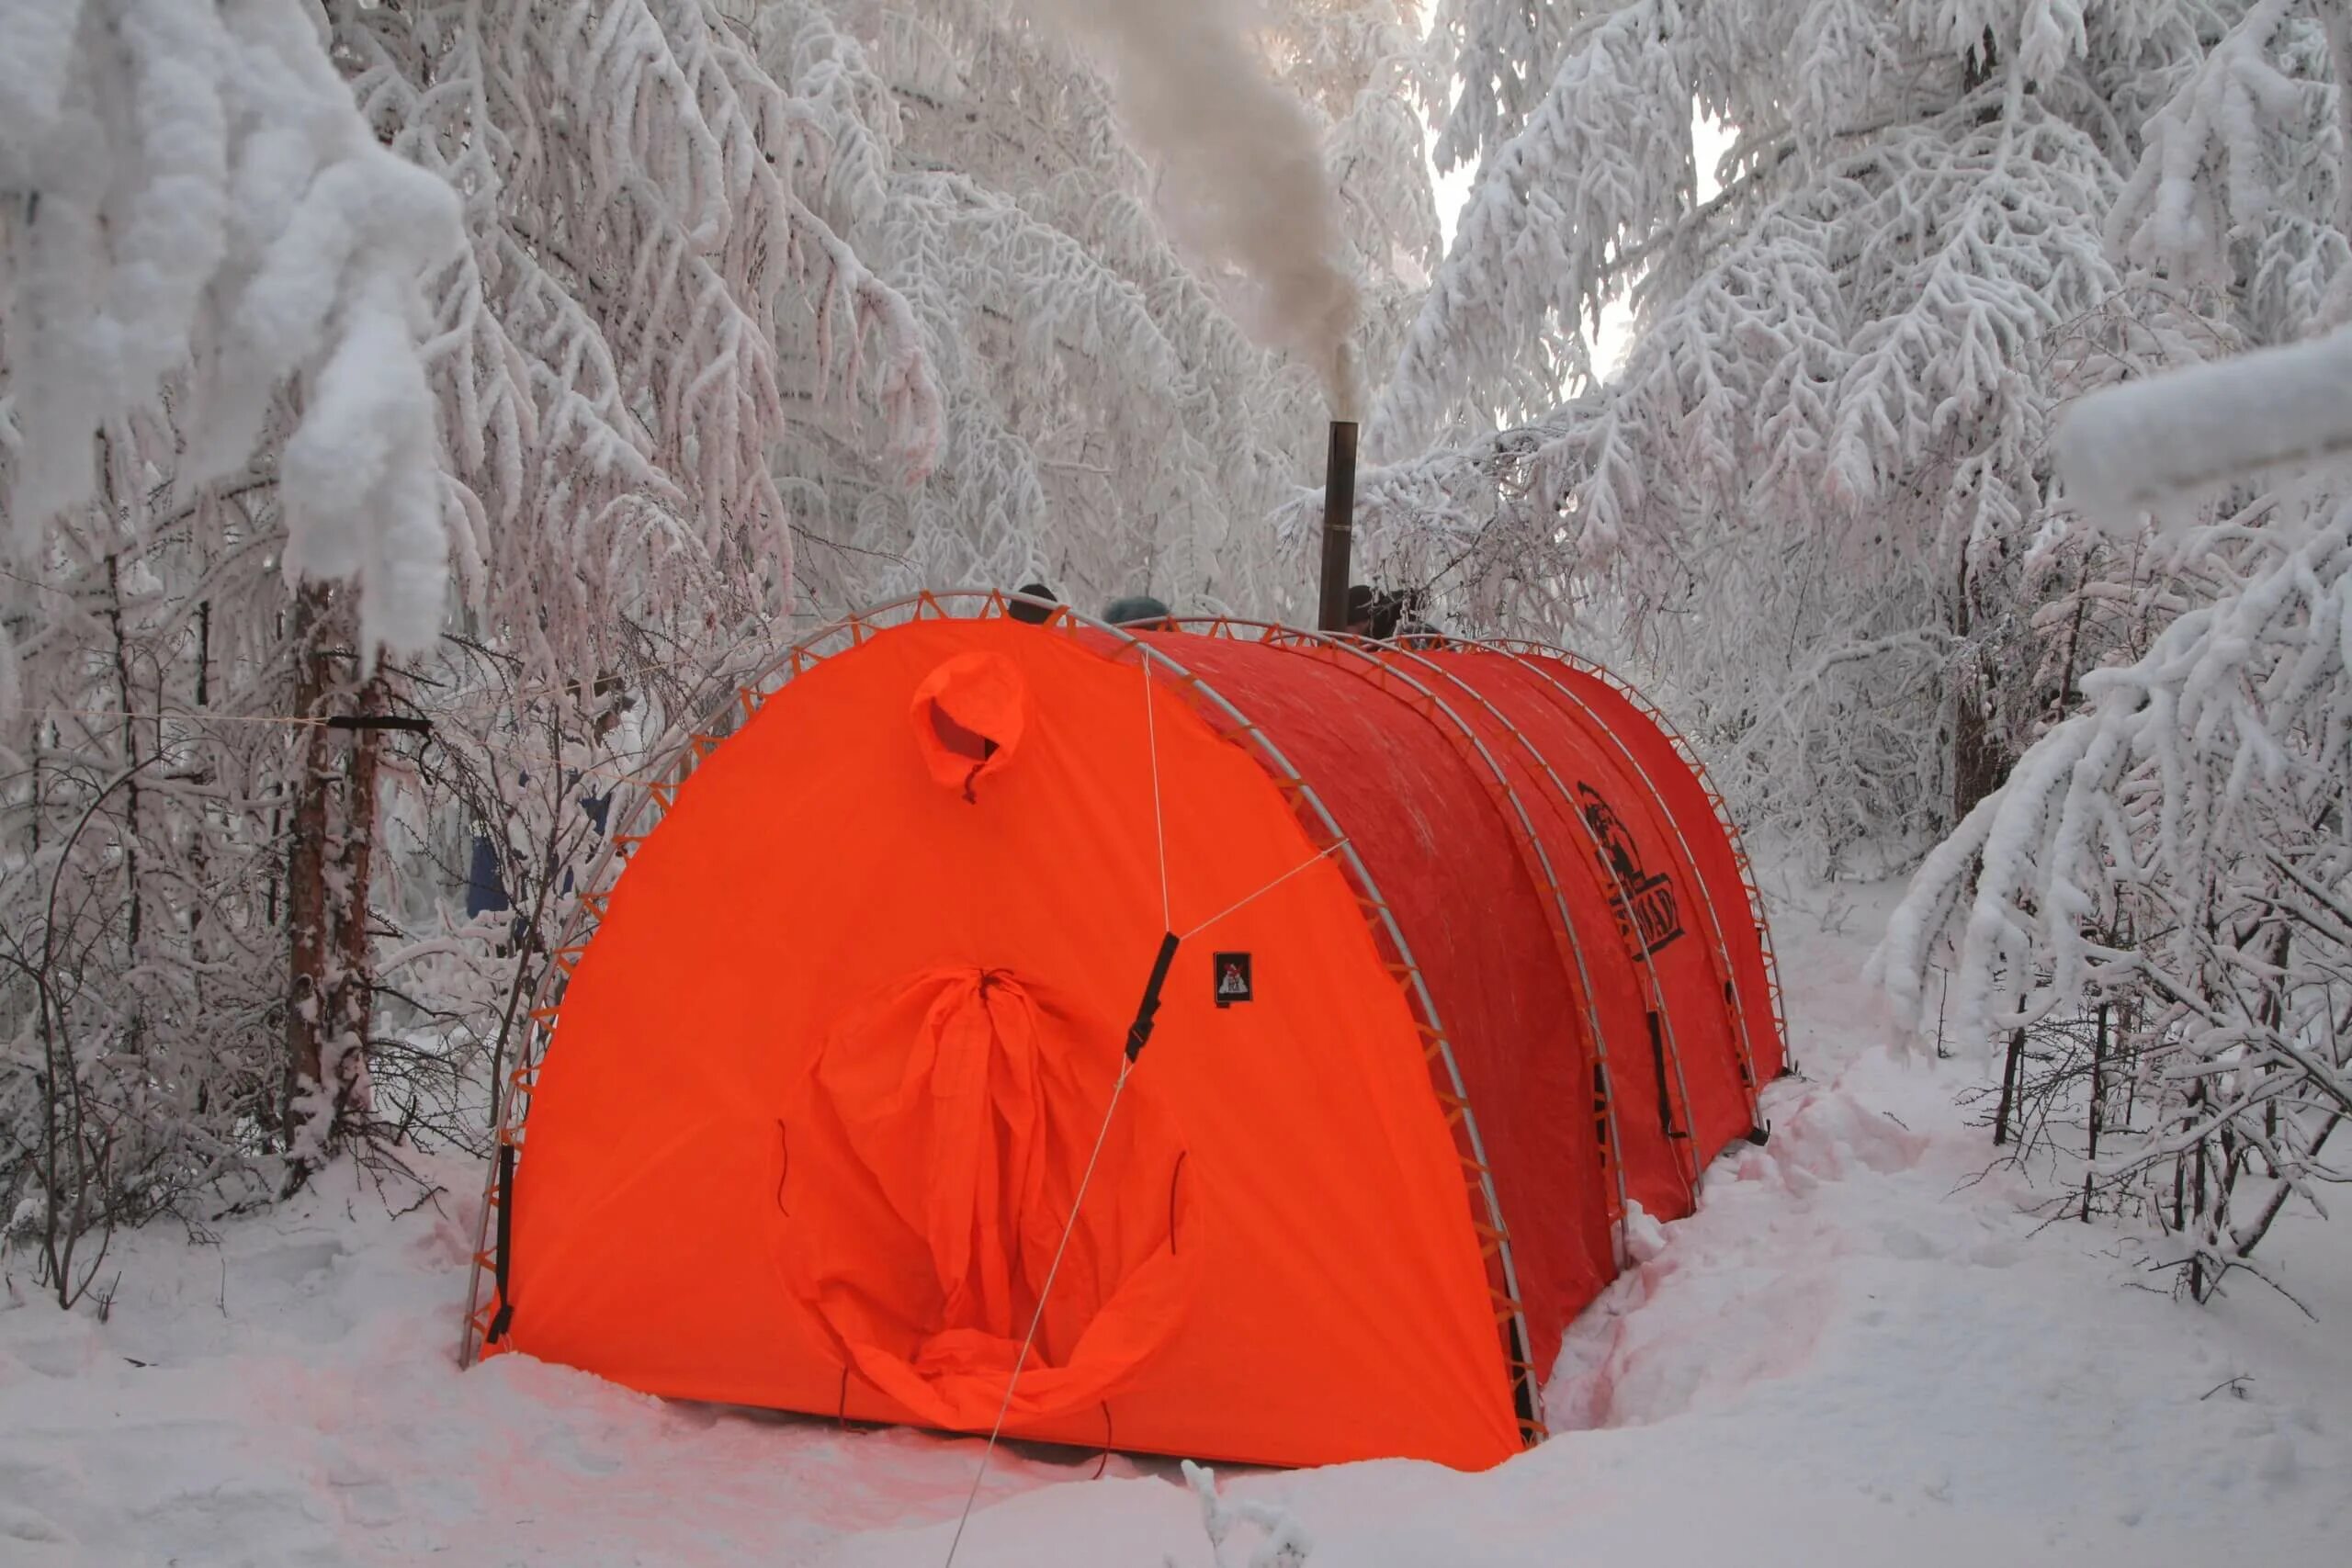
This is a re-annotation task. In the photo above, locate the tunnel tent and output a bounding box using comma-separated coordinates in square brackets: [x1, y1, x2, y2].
[461, 592, 1787, 1472]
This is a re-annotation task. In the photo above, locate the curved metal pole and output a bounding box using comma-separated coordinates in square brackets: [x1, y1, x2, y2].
[1483, 637, 1792, 1083]
[1360, 638, 1710, 1189]
[1458, 639, 1769, 1130]
[1189, 620, 1658, 1219]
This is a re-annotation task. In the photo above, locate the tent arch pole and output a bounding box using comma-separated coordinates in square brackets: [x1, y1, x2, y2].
[1184, 621, 1649, 1221]
[1484, 638, 1793, 1085]
[1395, 639, 1755, 1129]
[1464, 640, 1778, 1125]
[457, 593, 1543, 1450]
[1102, 638, 1544, 1444]
[1351, 637, 1712, 1190]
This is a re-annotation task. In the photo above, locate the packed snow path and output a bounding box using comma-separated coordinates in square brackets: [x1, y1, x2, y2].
[2, 875, 2344, 1566]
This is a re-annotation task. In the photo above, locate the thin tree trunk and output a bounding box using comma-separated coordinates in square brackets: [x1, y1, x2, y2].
[29, 721, 46, 854]
[283, 585, 335, 1167]
[283, 583, 386, 1186]
[2236, 1113, 2340, 1259]
[2191, 1111, 2211, 1301]
[105, 556, 143, 953]
[266, 781, 283, 928]
[2181, 1066, 2212, 1301]
[2084, 999, 2108, 1219]
[187, 598, 210, 959]
[326, 675, 385, 1136]
[2172, 1142, 2187, 1238]
[1993, 1002, 2027, 1146]
[2258, 919, 2291, 1165]
[1951, 671, 2007, 821]
[1949, 558, 2007, 825]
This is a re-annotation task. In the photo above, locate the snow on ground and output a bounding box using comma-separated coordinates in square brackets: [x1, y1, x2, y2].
[3, 872, 2346, 1566]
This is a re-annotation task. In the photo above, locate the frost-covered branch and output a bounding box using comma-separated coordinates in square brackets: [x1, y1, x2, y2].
[1166, 1461, 1313, 1568]
[1354, 0, 2346, 884]
[2057, 321, 2352, 525]
[2, 0, 466, 657]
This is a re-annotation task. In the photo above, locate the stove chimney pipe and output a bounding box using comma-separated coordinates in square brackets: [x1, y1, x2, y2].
[1316, 420, 1358, 633]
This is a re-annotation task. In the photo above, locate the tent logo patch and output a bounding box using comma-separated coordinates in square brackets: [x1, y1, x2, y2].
[1214, 953, 1254, 1007]
[1575, 783, 1685, 956]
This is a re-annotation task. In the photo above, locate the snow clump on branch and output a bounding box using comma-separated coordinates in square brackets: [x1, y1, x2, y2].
[0, 0, 466, 657]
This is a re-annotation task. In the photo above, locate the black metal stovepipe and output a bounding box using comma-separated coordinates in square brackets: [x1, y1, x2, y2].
[1316, 420, 1358, 633]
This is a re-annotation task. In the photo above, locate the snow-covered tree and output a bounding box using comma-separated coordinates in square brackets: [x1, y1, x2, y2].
[1348, 0, 2338, 872]
[1879, 2, 2350, 1300]
[0, 0, 945, 1258]
[1, 0, 1432, 1269]
[752, 0, 1440, 621]
[0, 0, 480, 1294]
[1, 0, 467, 652]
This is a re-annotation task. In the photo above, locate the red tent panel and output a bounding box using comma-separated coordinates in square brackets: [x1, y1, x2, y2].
[1543, 660, 1786, 1089]
[1432, 651, 1758, 1207]
[1162, 637, 1609, 1384]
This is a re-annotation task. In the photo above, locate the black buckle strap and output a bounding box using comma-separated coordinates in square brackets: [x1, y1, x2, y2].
[1124, 932, 1182, 1062]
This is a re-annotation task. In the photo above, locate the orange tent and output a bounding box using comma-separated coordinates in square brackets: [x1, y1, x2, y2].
[461, 595, 1786, 1472]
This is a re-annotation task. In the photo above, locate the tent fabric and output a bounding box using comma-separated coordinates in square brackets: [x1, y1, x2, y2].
[501, 617, 1520, 1471]
[1534, 657, 1787, 1089]
[788, 964, 1191, 1429]
[1165, 637, 1607, 1388]
[910, 649, 1028, 796]
[1428, 651, 1743, 1210]
[484, 609, 1783, 1472]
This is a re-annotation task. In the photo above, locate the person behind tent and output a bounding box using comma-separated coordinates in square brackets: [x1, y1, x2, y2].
[1395, 605, 1444, 648]
[1008, 581, 1057, 624]
[1345, 584, 1408, 640]
[1104, 593, 1176, 629]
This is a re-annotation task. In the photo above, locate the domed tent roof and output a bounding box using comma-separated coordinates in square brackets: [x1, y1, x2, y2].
[461, 594, 1785, 1472]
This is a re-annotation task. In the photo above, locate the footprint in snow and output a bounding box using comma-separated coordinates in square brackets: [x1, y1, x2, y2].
[236, 1237, 345, 1286]
[8, 1331, 99, 1380]
[1880, 1224, 1943, 1261]
[322, 1448, 406, 1529]
[530, 1427, 626, 1477]
[1967, 1235, 2022, 1268]
[0, 1501, 69, 1543]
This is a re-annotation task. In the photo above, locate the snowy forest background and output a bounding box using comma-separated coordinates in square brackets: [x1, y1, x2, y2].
[3, 0, 2348, 1322]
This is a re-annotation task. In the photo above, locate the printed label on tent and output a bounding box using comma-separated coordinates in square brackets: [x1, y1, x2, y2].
[1574, 783, 1686, 955]
[1214, 953, 1253, 1007]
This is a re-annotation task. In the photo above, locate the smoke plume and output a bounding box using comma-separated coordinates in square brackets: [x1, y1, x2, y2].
[1027, 0, 1363, 418]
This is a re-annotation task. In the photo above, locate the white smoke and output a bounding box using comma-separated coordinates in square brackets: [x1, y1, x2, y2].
[1026, 0, 1363, 418]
